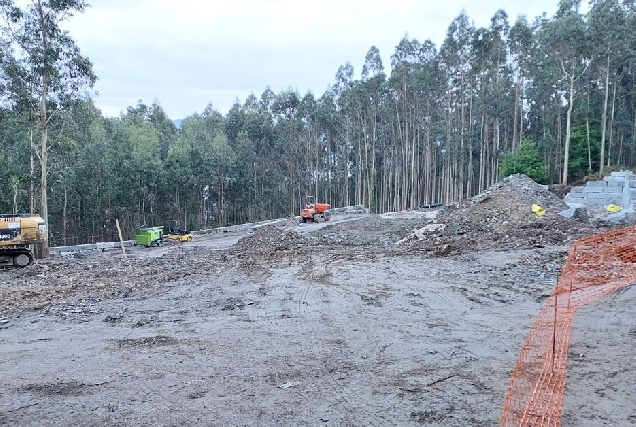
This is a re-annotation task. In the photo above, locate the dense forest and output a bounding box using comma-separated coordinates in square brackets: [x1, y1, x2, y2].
[1, 0, 636, 246]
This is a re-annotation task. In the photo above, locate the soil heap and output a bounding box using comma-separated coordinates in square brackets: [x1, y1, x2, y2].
[410, 174, 611, 254]
[231, 225, 309, 255]
[446, 173, 569, 233]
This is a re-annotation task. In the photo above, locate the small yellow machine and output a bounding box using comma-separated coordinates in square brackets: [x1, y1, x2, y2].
[167, 231, 192, 243]
[166, 220, 192, 243]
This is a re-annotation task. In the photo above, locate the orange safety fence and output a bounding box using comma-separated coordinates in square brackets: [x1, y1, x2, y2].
[500, 225, 636, 426]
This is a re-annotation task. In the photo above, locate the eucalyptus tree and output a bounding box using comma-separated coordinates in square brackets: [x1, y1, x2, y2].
[485, 11, 513, 188]
[177, 111, 230, 228]
[509, 17, 534, 150]
[538, 0, 590, 184]
[46, 99, 109, 244]
[389, 36, 442, 209]
[439, 11, 475, 202]
[359, 46, 385, 211]
[271, 89, 302, 213]
[0, 108, 31, 213]
[312, 89, 350, 207]
[332, 62, 356, 207]
[296, 92, 320, 201]
[0, 0, 96, 255]
[120, 104, 165, 229]
[627, 4, 636, 162]
[588, 0, 628, 172]
[148, 102, 176, 161]
[313, 92, 344, 204]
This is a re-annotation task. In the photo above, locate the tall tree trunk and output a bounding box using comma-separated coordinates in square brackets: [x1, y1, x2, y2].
[519, 81, 524, 146]
[513, 82, 519, 152]
[562, 73, 575, 185]
[586, 92, 592, 172]
[29, 128, 35, 214]
[63, 182, 68, 245]
[600, 57, 610, 174]
[467, 87, 474, 198]
[494, 119, 500, 185]
[11, 179, 18, 214]
[459, 71, 465, 201]
[479, 114, 486, 191]
[344, 126, 350, 207]
[36, 0, 50, 256]
[607, 80, 618, 169]
[40, 84, 49, 256]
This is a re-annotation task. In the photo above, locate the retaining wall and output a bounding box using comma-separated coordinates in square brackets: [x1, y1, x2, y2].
[564, 171, 636, 209]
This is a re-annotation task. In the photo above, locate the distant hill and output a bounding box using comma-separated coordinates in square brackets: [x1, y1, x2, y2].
[173, 119, 183, 129]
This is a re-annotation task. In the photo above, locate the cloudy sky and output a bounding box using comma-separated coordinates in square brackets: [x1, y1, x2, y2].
[65, 0, 560, 120]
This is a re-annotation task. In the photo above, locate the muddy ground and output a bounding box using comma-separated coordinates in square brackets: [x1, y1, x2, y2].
[1, 175, 634, 426]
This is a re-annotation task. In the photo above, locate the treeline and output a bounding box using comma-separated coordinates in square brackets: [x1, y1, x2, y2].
[2, 0, 636, 245]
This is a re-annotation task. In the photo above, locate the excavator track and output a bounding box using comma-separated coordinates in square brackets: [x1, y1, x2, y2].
[0, 248, 34, 269]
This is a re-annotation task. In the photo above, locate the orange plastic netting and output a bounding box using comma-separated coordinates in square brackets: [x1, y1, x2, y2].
[500, 225, 636, 426]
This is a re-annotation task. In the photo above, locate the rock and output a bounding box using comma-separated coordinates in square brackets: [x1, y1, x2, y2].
[412, 223, 446, 240]
[558, 204, 588, 222]
[286, 215, 300, 226]
[422, 223, 446, 233]
[605, 208, 636, 224]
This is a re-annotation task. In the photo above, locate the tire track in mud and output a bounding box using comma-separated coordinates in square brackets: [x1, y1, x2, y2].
[291, 256, 374, 425]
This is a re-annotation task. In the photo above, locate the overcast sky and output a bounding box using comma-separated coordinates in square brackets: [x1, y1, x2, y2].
[65, 1, 560, 120]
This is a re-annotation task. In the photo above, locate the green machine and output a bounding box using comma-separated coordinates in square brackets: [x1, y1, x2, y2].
[134, 226, 164, 247]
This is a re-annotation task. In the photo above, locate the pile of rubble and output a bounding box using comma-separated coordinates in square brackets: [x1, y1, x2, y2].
[447, 174, 570, 231]
[231, 225, 309, 254]
[403, 174, 613, 253]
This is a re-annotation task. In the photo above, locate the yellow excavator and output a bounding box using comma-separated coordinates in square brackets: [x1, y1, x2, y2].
[0, 213, 46, 268]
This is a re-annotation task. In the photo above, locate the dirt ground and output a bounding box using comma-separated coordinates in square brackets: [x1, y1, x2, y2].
[0, 175, 634, 426]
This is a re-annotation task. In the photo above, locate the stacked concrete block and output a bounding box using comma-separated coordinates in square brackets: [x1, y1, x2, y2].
[564, 171, 636, 209]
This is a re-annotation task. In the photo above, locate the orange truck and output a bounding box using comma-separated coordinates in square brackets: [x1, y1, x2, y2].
[300, 196, 331, 223]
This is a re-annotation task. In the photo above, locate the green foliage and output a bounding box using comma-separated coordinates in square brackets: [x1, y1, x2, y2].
[501, 140, 549, 184]
[567, 125, 601, 182]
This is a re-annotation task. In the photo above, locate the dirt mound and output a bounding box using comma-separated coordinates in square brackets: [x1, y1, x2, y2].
[404, 174, 612, 254]
[448, 174, 569, 231]
[232, 225, 308, 253]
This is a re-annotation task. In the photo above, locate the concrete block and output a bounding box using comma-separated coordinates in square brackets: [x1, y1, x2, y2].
[605, 187, 624, 194]
[580, 201, 603, 207]
[586, 180, 607, 187]
[559, 206, 588, 222]
[611, 171, 629, 177]
[586, 194, 621, 205]
[629, 180, 636, 188]
[606, 180, 624, 187]
[606, 208, 636, 224]
[586, 193, 610, 200]
[608, 196, 624, 205]
[631, 189, 636, 199]
[583, 186, 605, 193]
[564, 196, 585, 204]
[569, 186, 584, 193]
